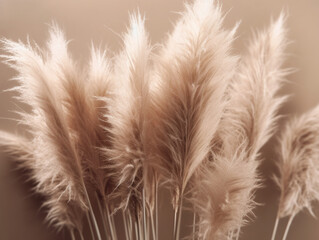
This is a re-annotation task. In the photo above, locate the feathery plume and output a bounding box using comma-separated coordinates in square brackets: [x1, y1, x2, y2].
[150, 0, 238, 210]
[46, 25, 112, 201]
[1, 38, 87, 231]
[275, 105, 319, 218]
[217, 13, 288, 161]
[192, 13, 288, 239]
[149, 1, 238, 238]
[193, 147, 258, 240]
[105, 12, 151, 215]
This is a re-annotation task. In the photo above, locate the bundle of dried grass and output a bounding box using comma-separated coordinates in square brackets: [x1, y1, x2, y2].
[0, 0, 309, 240]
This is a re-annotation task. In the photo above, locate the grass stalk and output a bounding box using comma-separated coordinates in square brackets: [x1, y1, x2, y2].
[128, 210, 133, 240]
[192, 212, 196, 240]
[155, 182, 158, 240]
[70, 229, 75, 240]
[138, 213, 144, 240]
[95, 193, 109, 239]
[79, 230, 85, 240]
[123, 210, 130, 240]
[271, 216, 280, 240]
[134, 217, 139, 240]
[105, 203, 117, 240]
[229, 231, 233, 240]
[150, 209, 156, 240]
[174, 194, 184, 240]
[282, 214, 295, 240]
[86, 211, 96, 240]
[143, 189, 147, 240]
[236, 227, 241, 240]
[83, 185, 102, 240]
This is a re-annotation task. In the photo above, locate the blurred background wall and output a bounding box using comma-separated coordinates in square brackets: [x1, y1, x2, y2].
[0, 0, 319, 239]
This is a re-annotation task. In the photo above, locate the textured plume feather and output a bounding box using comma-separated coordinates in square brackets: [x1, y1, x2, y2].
[1, 38, 87, 230]
[46, 25, 113, 200]
[217, 13, 288, 161]
[193, 147, 258, 240]
[150, 0, 238, 208]
[275, 105, 319, 218]
[105, 13, 151, 212]
[191, 13, 289, 238]
[0, 131, 34, 172]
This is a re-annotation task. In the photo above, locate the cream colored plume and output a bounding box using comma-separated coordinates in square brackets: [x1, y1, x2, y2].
[46, 25, 113, 200]
[191, 13, 289, 239]
[193, 147, 258, 240]
[150, 0, 238, 209]
[218, 13, 288, 161]
[104, 12, 151, 212]
[275, 105, 319, 218]
[1, 38, 87, 231]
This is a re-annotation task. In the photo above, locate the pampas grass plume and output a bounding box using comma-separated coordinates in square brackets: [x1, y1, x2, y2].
[275, 105, 319, 219]
[105, 12, 151, 214]
[150, 0, 238, 210]
[193, 147, 258, 240]
[218, 13, 288, 161]
[0, 38, 88, 231]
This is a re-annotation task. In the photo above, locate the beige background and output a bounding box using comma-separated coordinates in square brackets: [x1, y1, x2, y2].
[1, 0, 319, 239]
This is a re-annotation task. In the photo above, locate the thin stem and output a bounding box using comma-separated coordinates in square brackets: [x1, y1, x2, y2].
[192, 212, 196, 240]
[236, 227, 241, 240]
[173, 208, 177, 237]
[271, 217, 280, 240]
[282, 214, 295, 240]
[95, 193, 109, 239]
[83, 186, 102, 240]
[70, 229, 75, 240]
[147, 210, 151, 240]
[123, 210, 130, 240]
[128, 210, 133, 240]
[150, 210, 156, 240]
[229, 231, 233, 240]
[138, 213, 144, 240]
[86, 211, 96, 240]
[79, 231, 85, 240]
[155, 182, 158, 240]
[110, 210, 118, 240]
[143, 189, 147, 240]
[105, 203, 117, 240]
[174, 195, 183, 240]
[134, 217, 139, 240]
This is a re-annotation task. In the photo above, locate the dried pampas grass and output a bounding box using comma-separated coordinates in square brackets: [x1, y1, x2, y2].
[149, 0, 238, 237]
[0, 38, 88, 233]
[217, 12, 288, 161]
[192, 147, 259, 240]
[1, 0, 317, 240]
[46, 25, 109, 201]
[272, 105, 319, 240]
[103, 12, 152, 240]
[190, 12, 288, 240]
[105, 12, 151, 211]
